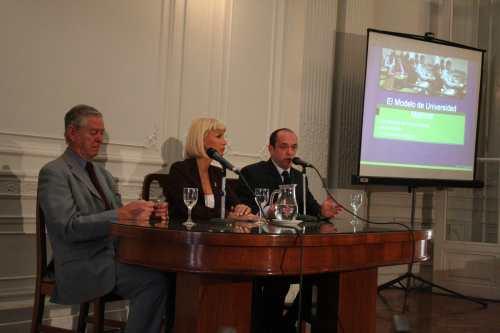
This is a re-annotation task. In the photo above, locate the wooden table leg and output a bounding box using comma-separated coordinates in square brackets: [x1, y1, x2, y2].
[315, 268, 378, 333]
[174, 272, 253, 333]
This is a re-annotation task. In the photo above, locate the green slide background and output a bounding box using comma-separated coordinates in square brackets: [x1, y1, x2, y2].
[373, 106, 465, 145]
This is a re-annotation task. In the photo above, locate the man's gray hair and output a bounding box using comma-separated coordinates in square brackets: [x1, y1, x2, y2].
[64, 104, 102, 131]
[64, 104, 102, 144]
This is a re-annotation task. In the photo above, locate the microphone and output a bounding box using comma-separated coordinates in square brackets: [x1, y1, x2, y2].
[206, 148, 240, 173]
[292, 157, 313, 168]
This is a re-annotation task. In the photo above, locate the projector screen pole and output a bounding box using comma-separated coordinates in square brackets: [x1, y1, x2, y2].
[409, 186, 416, 226]
[378, 186, 487, 308]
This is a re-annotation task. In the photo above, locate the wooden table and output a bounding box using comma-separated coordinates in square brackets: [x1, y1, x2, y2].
[111, 220, 431, 333]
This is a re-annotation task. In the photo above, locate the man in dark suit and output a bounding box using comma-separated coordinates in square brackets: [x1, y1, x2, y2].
[236, 127, 339, 219]
[236, 128, 340, 333]
[38, 104, 169, 333]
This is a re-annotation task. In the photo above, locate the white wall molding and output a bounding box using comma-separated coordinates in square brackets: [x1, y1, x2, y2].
[436, 249, 500, 299]
[0, 129, 163, 151]
[291, 0, 337, 197]
[0, 169, 151, 186]
[0, 275, 35, 298]
[163, 0, 187, 140]
[0, 216, 36, 234]
[0, 132, 163, 166]
[267, 0, 286, 131]
[0, 169, 147, 235]
[2, 1, 456, 329]
[219, 0, 234, 125]
[0, 301, 127, 331]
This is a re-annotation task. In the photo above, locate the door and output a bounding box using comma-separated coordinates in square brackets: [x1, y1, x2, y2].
[433, 160, 500, 299]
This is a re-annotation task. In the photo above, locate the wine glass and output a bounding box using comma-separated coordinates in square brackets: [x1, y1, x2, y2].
[350, 192, 363, 232]
[254, 188, 269, 225]
[183, 187, 198, 227]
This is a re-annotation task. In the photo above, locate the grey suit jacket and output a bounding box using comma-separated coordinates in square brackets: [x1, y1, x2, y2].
[38, 148, 122, 304]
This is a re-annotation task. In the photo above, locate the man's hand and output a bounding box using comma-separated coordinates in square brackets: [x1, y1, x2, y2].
[320, 197, 342, 219]
[118, 200, 155, 222]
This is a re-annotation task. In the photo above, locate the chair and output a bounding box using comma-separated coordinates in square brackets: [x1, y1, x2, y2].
[225, 178, 239, 195]
[78, 295, 126, 333]
[31, 199, 126, 333]
[141, 173, 169, 200]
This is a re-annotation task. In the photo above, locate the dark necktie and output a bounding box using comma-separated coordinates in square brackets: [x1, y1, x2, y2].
[281, 170, 291, 184]
[85, 162, 111, 210]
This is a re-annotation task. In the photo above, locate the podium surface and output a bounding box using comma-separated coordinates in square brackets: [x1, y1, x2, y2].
[111, 220, 431, 333]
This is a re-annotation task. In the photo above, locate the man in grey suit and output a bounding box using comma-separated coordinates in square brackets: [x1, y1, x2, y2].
[38, 104, 169, 333]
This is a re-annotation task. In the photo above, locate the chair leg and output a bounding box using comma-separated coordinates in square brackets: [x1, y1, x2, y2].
[92, 298, 105, 333]
[77, 302, 90, 333]
[31, 290, 45, 333]
[164, 275, 176, 333]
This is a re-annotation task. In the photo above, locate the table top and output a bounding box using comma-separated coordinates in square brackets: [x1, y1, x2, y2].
[114, 217, 430, 235]
[111, 218, 432, 275]
[111, 217, 432, 250]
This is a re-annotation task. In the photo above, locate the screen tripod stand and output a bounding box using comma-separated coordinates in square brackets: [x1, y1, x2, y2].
[377, 186, 488, 308]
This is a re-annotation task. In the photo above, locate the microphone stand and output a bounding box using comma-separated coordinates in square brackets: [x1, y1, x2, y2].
[221, 167, 227, 219]
[300, 165, 307, 215]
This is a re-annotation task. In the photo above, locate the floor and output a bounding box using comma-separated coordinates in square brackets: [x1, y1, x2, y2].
[376, 289, 500, 333]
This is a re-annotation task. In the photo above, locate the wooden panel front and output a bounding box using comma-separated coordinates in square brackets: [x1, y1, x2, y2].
[175, 273, 253, 333]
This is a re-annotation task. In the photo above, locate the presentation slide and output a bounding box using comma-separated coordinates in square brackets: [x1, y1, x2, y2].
[359, 30, 483, 182]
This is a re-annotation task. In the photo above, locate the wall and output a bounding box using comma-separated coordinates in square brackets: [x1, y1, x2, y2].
[4, 0, 480, 329]
[0, 0, 337, 330]
[326, 0, 439, 283]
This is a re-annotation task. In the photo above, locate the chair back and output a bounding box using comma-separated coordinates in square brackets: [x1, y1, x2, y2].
[141, 173, 169, 200]
[225, 178, 239, 195]
[35, 198, 50, 281]
[33, 195, 126, 333]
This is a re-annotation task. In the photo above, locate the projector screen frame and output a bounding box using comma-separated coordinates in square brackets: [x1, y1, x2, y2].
[353, 28, 486, 188]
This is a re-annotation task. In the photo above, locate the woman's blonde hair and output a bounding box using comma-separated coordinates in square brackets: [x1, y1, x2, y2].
[185, 117, 226, 158]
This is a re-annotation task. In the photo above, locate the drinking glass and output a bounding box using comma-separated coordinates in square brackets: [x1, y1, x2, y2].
[183, 187, 198, 227]
[254, 188, 269, 224]
[150, 192, 166, 226]
[350, 192, 363, 232]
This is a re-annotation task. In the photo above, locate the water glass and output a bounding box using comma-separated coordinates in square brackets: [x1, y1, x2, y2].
[183, 187, 198, 227]
[254, 188, 269, 224]
[350, 192, 364, 232]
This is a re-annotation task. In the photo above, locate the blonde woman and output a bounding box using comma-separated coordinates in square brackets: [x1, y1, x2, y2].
[167, 118, 255, 221]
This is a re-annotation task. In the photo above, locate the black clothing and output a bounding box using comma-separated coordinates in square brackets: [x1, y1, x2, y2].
[236, 159, 320, 332]
[166, 158, 240, 220]
[236, 159, 321, 217]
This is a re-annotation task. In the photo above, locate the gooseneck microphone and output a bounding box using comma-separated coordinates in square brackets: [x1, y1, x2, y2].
[206, 147, 267, 221]
[206, 148, 240, 174]
[292, 157, 313, 168]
